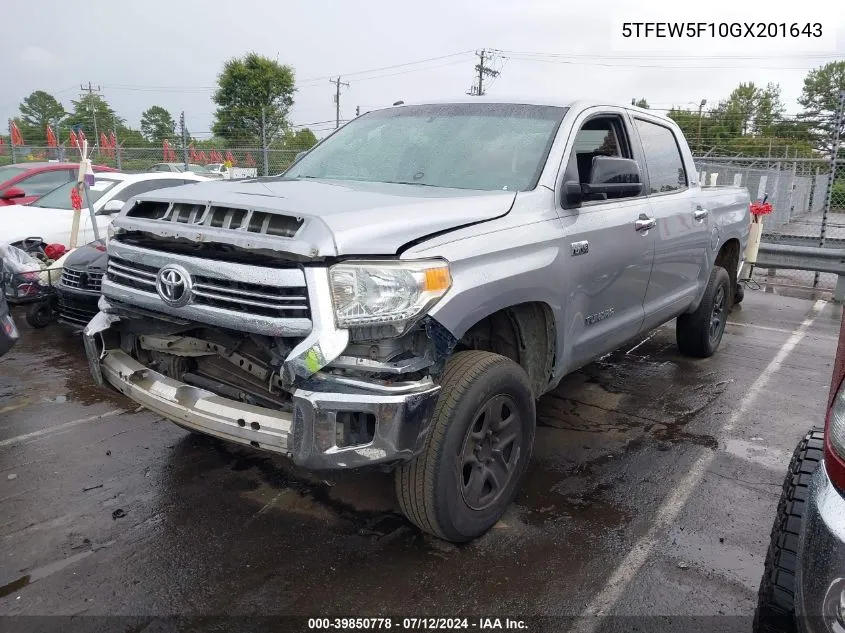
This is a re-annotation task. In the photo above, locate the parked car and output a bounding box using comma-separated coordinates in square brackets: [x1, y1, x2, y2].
[53, 239, 107, 330]
[204, 163, 258, 179]
[755, 308, 845, 633]
[83, 98, 750, 542]
[0, 288, 18, 358]
[149, 162, 214, 177]
[0, 162, 119, 207]
[0, 172, 211, 247]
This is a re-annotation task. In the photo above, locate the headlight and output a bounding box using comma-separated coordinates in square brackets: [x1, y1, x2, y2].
[329, 259, 452, 330]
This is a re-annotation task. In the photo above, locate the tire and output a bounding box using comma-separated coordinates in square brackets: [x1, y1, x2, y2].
[26, 301, 53, 329]
[395, 351, 536, 542]
[753, 429, 824, 633]
[735, 283, 745, 305]
[676, 266, 731, 358]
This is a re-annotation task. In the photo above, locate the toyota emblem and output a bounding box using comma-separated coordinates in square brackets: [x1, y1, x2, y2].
[156, 265, 192, 307]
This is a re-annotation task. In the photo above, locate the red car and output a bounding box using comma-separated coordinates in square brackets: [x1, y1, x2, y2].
[0, 162, 119, 206]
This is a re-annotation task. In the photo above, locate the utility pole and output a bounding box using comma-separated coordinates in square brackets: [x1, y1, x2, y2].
[180, 111, 188, 170]
[467, 49, 499, 96]
[696, 98, 707, 153]
[330, 77, 349, 129]
[80, 82, 102, 151]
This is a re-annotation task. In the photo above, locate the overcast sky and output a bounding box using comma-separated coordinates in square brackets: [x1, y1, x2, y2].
[1, 0, 843, 141]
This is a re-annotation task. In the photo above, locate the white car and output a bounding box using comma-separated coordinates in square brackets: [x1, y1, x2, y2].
[0, 172, 211, 247]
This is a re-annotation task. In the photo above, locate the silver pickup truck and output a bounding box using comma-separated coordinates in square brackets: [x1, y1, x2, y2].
[84, 98, 750, 542]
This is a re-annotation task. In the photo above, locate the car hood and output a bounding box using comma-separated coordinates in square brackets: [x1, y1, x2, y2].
[64, 239, 108, 270]
[0, 205, 75, 245]
[113, 178, 517, 257]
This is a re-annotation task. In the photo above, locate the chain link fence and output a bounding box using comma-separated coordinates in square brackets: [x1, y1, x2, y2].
[0, 144, 308, 175]
[692, 154, 844, 291]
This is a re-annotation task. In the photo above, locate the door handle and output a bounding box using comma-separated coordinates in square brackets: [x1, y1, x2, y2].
[694, 207, 709, 221]
[635, 215, 656, 232]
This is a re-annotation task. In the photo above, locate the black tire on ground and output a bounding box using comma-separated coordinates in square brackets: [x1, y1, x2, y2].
[26, 301, 53, 329]
[753, 429, 824, 633]
[676, 266, 731, 358]
[735, 283, 745, 304]
[395, 350, 536, 542]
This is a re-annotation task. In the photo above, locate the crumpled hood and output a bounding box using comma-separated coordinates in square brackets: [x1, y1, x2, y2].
[114, 177, 516, 256]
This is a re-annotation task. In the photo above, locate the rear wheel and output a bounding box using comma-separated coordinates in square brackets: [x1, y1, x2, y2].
[676, 266, 730, 358]
[395, 351, 536, 542]
[753, 429, 824, 633]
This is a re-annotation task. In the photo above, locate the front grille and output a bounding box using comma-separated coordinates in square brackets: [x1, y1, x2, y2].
[106, 256, 310, 319]
[61, 268, 103, 293]
[126, 201, 303, 237]
[58, 293, 99, 327]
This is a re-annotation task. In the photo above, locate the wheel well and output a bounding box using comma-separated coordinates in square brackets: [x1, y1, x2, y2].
[455, 302, 555, 397]
[715, 238, 741, 302]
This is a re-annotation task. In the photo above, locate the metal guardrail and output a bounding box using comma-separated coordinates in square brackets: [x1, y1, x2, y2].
[754, 243, 845, 301]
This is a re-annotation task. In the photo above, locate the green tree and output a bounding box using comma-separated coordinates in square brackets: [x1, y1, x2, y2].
[64, 93, 124, 142]
[212, 52, 295, 144]
[18, 90, 66, 144]
[753, 83, 786, 135]
[631, 98, 649, 109]
[798, 61, 845, 155]
[140, 105, 176, 143]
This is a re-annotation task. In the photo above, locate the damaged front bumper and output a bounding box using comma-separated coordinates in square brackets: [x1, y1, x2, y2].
[83, 309, 440, 470]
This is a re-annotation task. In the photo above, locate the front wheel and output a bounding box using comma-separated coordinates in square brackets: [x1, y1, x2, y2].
[676, 266, 731, 358]
[395, 351, 536, 542]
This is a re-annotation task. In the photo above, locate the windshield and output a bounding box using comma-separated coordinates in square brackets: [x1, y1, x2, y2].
[285, 103, 567, 191]
[30, 178, 121, 209]
[0, 165, 26, 184]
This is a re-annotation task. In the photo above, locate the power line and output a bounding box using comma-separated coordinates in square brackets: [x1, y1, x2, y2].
[498, 53, 841, 71]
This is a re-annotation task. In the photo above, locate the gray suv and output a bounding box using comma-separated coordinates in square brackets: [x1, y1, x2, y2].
[84, 98, 750, 541]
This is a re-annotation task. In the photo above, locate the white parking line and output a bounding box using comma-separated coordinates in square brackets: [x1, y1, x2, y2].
[572, 299, 826, 628]
[0, 409, 125, 448]
[727, 321, 838, 341]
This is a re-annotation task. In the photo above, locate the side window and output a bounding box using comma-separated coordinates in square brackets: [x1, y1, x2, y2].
[18, 170, 72, 196]
[110, 179, 187, 204]
[634, 119, 688, 194]
[564, 115, 635, 201]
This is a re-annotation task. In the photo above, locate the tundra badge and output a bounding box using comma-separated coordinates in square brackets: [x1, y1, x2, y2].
[586, 308, 614, 325]
[571, 241, 589, 256]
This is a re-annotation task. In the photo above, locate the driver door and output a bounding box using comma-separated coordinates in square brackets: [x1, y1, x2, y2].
[555, 108, 656, 370]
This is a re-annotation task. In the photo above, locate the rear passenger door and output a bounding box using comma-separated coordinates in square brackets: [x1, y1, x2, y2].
[632, 117, 710, 331]
[556, 108, 656, 370]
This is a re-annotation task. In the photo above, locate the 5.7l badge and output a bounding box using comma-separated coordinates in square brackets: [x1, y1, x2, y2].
[571, 241, 589, 256]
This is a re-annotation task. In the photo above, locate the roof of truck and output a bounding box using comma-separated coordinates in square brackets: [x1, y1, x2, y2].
[381, 96, 669, 119]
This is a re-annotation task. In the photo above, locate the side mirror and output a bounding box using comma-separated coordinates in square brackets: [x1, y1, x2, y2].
[583, 156, 643, 197]
[1, 187, 25, 200]
[101, 199, 125, 214]
[562, 181, 583, 207]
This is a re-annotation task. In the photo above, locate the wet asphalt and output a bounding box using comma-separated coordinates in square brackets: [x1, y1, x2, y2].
[0, 288, 841, 630]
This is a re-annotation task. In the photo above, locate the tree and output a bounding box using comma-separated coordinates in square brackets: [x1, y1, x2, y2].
[64, 93, 124, 142]
[18, 90, 66, 144]
[212, 53, 295, 144]
[753, 83, 786, 135]
[798, 61, 845, 155]
[140, 105, 176, 143]
[631, 98, 649, 109]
